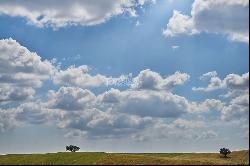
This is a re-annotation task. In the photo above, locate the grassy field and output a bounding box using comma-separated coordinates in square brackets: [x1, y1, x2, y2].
[0, 150, 248, 165]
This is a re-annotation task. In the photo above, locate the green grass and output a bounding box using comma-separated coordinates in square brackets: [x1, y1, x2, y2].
[0, 150, 248, 165]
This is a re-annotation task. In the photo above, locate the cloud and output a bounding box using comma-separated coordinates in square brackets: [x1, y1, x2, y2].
[193, 72, 249, 92]
[197, 130, 218, 140]
[54, 68, 190, 90]
[15, 102, 51, 125]
[0, 0, 153, 29]
[199, 71, 218, 81]
[47, 86, 96, 111]
[64, 129, 88, 139]
[192, 77, 222, 92]
[0, 38, 54, 104]
[0, 38, 246, 140]
[0, 85, 191, 139]
[60, 109, 154, 139]
[0, 101, 58, 128]
[53, 65, 106, 88]
[193, 71, 249, 121]
[131, 119, 217, 141]
[221, 93, 249, 121]
[100, 88, 189, 118]
[163, 0, 249, 43]
[131, 69, 190, 90]
[163, 10, 198, 37]
[2, 96, 220, 141]
[0, 37, 247, 143]
[189, 99, 225, 113]
[46, 86, 190, 119]
[224, 73, 249, 90]
[0, 38, 192, 138]
[0, 82, 242, 141]
[85, 111, 154, 139]
[0, 85, 35, 103]
[53, 65, 131, 88]
[171, 118, 205, 130]
[57, 102, 216, 140]
[15, 86, 155, 139]
[170, 121, 218, 140]
[0, 108, 18, 132]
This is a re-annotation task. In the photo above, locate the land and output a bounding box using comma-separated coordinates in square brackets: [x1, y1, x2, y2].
[0, 150, 248, 165]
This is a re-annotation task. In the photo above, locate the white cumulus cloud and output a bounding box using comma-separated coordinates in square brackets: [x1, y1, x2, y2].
[53, 65, 131, 88]
[193, 72, 249, 92]
[131, 69, 190, 90]
[100, 88, 189, 118]
[163, 0, 249, 43]
[0, 38, 55, 104]
[0, 0, 154, 29]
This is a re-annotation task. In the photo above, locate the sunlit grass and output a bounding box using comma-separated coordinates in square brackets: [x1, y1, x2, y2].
[0, 150, 248, 165]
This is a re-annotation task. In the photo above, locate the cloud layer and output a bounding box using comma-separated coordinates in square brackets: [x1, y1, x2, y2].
[0, 39, 248, 142]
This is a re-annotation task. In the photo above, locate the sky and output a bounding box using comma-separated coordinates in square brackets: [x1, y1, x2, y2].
[0, 0, 249, 154]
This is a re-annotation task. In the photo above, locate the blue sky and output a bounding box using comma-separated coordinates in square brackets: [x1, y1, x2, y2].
[0, 0, 249, 153]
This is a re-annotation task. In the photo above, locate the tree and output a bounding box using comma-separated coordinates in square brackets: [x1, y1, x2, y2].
[220, 148, 231, 158]
[66, 145, 80, 152]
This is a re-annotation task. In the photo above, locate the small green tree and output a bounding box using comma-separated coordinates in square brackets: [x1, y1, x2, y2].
[66, 145, 80, 152]
[220, 148, 231, 158]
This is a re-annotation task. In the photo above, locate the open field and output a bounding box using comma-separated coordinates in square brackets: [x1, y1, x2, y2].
[0, 150, 248, 165]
